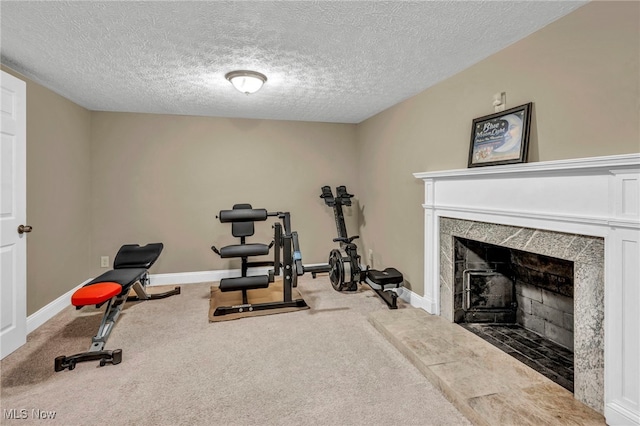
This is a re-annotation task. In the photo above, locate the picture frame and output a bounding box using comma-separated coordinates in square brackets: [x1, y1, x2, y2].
[467, 102, 532, 168]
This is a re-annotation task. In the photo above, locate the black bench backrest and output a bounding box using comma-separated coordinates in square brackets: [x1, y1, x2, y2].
[113, 243, 164, 269]
[231, 204, 255, 238]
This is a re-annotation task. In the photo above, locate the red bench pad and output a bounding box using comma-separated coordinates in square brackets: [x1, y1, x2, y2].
[72, 282, 122, 307]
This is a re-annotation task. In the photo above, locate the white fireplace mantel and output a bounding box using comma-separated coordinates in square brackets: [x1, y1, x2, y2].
[414, 153, 640, 425]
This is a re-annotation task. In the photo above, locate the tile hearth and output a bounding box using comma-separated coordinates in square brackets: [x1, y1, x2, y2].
[369, 308, 604, 426]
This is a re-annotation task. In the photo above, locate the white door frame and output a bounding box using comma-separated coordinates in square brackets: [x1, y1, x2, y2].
[1, 70, 27, 359]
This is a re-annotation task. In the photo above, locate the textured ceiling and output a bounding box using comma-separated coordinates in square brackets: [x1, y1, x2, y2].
[0, 1, 586, 124]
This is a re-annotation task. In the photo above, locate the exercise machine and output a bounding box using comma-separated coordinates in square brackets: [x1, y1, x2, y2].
[211, 204, 278, 305]
[55, 243, 180, 371]
[320, 186, 403, 309]
[210, 205, 309, 317]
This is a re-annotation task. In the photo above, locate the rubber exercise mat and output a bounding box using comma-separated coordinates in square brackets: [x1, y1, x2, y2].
[209, 279, 309, 322]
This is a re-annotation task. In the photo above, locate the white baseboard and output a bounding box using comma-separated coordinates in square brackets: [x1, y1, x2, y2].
[605, 402, 640, 426]
[27, 278, 91, 334]
[27, 266, 428, 335]
[397, 286, 431, 312]
[148, 263, 332, 286]
[26, 267, 270, 335]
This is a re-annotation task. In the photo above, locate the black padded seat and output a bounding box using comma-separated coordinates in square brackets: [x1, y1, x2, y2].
[84, 268, 148, 295]
[367, 268, 403, 287]
[219, 275, 270, 292]
[219, 243, 270, 259]
[113, 243, 164, 269]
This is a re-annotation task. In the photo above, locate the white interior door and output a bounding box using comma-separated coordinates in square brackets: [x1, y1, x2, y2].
[1, 70, 27, 359]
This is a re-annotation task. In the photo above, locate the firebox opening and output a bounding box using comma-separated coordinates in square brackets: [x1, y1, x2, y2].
[453, 237, 575, 392]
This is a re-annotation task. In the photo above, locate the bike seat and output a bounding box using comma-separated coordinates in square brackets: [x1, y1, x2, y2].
[367, 268, 403, 287]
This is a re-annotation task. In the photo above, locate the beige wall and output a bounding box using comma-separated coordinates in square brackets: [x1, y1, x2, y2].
[355, 1, 640, 296]
[1, 65, 93, 315]
[90, 112, 357, 276]
[6, 0, 639, 316]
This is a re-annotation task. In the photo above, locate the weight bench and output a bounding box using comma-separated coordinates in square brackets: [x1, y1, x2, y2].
[54, 243, 180, 372]
[211, 204, 275, 306]
[211, 205, 309, 317]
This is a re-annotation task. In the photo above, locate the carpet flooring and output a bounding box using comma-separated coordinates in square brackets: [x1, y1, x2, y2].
[0, 274, 470, 426]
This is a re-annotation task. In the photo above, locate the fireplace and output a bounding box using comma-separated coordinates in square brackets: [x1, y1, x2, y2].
[450, 235, 579, 392]
[414, 154, 640, 425]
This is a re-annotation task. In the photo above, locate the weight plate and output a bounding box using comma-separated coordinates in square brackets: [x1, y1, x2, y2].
[292, 262, 298, 288]
[328, 249, 345, 291]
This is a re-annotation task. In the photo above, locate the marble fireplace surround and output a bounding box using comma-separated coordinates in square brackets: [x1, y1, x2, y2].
[441, 218, 602, 401]
[414, 154, 639, 425]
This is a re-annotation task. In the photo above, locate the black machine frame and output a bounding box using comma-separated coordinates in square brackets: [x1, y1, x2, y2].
[319, 186, 403, 309]
[210, 207, 317, 317]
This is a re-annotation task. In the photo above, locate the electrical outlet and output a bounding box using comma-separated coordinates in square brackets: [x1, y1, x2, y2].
[100, 256, 109, 268]
[368, 249, 374, 264]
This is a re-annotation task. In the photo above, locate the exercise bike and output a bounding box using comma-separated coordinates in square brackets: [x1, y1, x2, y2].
[320, 186, 403, 309]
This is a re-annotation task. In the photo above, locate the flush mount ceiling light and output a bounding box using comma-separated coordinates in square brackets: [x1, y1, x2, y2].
[225, 70, 267, 95]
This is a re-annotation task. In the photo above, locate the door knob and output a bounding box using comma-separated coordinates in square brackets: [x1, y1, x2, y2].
[17, 225, 33, 234]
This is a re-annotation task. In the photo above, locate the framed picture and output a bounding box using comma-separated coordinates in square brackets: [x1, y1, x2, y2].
[468, 102, 532, 168]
